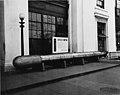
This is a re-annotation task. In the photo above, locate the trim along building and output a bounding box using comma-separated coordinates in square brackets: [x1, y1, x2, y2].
[0, 0, 116, 72]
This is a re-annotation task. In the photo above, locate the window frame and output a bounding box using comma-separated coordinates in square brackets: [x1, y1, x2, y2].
[29, 12, 42, 39]
[97, 0, 104, 9]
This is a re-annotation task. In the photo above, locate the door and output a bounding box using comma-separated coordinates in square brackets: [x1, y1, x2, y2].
[97, 22, 106, 52]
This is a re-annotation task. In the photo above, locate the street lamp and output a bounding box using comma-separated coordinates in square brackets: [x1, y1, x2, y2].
[19, 13, 25, 56]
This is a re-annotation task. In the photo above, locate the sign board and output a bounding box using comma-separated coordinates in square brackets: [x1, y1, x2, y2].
[52, 37, 68, 53]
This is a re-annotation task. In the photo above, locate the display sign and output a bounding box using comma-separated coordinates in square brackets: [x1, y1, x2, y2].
[52, 37, 68, 53]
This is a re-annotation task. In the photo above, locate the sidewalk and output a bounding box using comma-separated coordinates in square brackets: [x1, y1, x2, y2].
[1, 58, 120, 93]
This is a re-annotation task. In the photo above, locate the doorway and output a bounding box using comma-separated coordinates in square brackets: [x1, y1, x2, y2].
[97, 22, 107, 52]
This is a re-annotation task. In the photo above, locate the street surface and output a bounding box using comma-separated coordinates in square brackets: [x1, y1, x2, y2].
[4, 66, 120, 95]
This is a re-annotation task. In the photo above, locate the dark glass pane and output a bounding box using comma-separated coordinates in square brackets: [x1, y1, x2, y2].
[52, 16, 55, 24]
[44, 32, 47, 39]
[52, 32, 55, 37]
[48, 24, 52, 31]
[29, 30, 32, 38]
[44, 32, 52, 39]
[97, 0, 104, 8]
[31, 22, 36, 30]
[48, 32, 52, 39]
[37, 23, 41, 30]
[52, 25, 55, 31]
[29, 22, 32, 29]
[43, 24, 48, 31]
[61, 18, 64, 24]
[47, 15, 52, 23]
[37, 14, 41, 22]
[32, 13, 36, 21]
[57, 17, 64, 25]
[43, 15, 47, 23]
[37, 31, 41, 39]
[32, 30, 37, 38]
[57, 18, 61, 24]
[29, 12, 32, 20]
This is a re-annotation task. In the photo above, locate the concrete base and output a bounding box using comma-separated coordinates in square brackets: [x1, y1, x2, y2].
[108, 51, 120, 59]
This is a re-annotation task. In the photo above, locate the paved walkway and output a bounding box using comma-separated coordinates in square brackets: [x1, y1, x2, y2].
[1, 59, 120, 94]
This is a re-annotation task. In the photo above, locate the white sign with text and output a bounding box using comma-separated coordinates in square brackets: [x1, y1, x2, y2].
[52, 37, 68, 53]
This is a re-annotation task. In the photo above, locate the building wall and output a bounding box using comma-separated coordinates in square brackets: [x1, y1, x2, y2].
[4, 0, 29, 68]
[83, 0, 97, 52]
[3, 0, 116, 71]
[107, 0, 116, 52]
[69, 0, 84, 52]
[69, 0, 116, 52]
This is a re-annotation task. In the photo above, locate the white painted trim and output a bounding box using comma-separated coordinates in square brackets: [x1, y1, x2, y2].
[68, 0, 72, 53]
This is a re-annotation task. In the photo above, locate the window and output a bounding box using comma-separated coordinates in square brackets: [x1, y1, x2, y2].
[117, 8, 120, 16]
[28, 1, 68, 55]
[43, 15, 56, 39]
[56, 17, 68, 37]
[29, 12, 42, 39]
[97, 0, 104, 9]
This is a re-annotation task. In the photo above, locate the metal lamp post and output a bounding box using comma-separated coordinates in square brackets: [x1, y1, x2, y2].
[19, 13, 25, 56]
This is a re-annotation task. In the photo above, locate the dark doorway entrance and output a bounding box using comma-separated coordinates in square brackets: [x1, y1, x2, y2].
[28, 1, 68, 55]
[97, 22, 107, 52]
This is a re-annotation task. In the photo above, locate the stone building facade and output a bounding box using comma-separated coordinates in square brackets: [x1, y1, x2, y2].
[0, 0, 116, 71]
